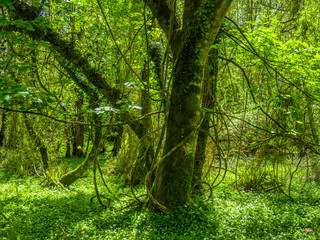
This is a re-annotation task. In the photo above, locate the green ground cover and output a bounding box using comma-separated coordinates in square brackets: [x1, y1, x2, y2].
[1, 166, 320, 239]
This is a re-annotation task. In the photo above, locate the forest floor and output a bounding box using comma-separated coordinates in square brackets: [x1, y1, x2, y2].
[1, 157, 320, 240]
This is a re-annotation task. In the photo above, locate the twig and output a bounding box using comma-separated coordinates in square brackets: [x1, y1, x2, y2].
[0, 106, 163, 127]
[60, 226, 69, 240]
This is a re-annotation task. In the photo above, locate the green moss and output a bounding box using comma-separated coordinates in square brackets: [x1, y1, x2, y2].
[59, 149, 99, 186]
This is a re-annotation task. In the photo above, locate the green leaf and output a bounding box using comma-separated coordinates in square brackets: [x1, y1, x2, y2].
[39, 41, 51, 48]
[0, 0, 14, 10]
[94, 106, 119, 114]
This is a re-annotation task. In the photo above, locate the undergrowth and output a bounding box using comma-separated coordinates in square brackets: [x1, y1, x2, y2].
[1, 165, 320, 240]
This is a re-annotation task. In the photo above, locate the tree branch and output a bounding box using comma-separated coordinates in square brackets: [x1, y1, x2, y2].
[0, 106, 163, 128]
[197, 0, 234, 61]
[224, 16, 319, 103]
[145, 0, 181, 38]
[10, 0, 119, 102]
[7, 0, 146, 139]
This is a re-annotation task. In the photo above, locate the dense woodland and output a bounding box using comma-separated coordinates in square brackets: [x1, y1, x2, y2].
[1, 0, 320, 239]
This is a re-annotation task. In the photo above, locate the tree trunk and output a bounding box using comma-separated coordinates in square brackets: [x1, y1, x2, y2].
[193, 117, 210, 188]
[149, 0, 233, 210]
[0, 109, 7, 147]
[152, 41, 202, 210]
[307, 102, 319, 145]
[65, 139, 71, 158]
[6, 111, 19, 149]
[104, 114, 124, 157]
[59, 115, 102, 186]
[192, 44, 219, 188]
[134, 63, 154, 184]
[72, 96, 84, 158]
[23, 114, 51, 173]
[111, 125, 123, 157]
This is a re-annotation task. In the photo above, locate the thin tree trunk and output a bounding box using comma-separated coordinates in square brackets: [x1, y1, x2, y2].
[307, 101, 320, 182]
[0, 109, 7, 147]
[59, 115, 102, 186]
[192, 44, 219, 188]
[65, 124, 72, 158]
[111, 125, 123, 157]
[134, 63, 154, 184]
[65, 139, 71, 158]
[307, 102, 319, 145]
[23, 114, 51, 173]
[6, 111, 18, 149]
[72, 96, 84, 158]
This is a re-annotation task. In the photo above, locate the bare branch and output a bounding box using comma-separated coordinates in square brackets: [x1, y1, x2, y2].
[0, 106, 163, 128]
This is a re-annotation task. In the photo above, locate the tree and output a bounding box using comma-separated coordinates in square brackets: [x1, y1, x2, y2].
[145, 0, 232, 210]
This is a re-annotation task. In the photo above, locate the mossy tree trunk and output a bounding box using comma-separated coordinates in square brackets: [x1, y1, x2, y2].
[152, 46, 202, 209]
[147, 0, 233, 210]
[72, 95, 85, 158]
[111, 127, 123, 157]
[69, 8, 85, 159]
[59, 115, 102, 186]
[6, 111, 19, 149]
[192, 44, 219, 188]
[65, 128, 72, 158]
[134, 63, 154, 184]
[23, 114, 51, 173]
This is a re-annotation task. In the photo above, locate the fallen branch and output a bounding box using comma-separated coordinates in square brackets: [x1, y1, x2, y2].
[263, 184, 283, 192]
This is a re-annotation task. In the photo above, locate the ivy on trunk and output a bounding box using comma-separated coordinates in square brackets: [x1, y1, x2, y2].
[147, 0, 233, 210]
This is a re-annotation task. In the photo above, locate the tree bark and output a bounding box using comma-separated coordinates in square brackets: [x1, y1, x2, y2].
[65, 138, 71, 158]
[193, 43, 220, 188]
[111, 125, 123, 157]
[152, 50, 202, 209]
[59, 115, 102, 186]
[6, 112, 18, 149]
[23, 114, 51, 173]
[72, 96, 84, 158]
[0, 109, 7, 147]
[134, 63, 154, 184]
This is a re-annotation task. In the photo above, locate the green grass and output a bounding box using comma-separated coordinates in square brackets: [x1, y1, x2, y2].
[1, 167, 320, 239]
